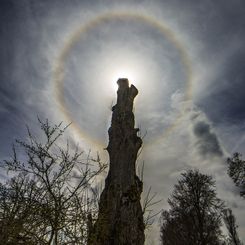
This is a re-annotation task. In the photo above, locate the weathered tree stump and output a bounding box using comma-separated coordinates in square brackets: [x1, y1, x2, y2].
[88, 78, 145, 245]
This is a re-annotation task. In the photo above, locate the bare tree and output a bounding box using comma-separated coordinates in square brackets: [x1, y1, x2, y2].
[88, 79, 145, 245]
[0, 119, 106, 244]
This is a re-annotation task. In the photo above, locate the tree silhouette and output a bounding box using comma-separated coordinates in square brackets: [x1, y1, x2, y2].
[0, 119, 106, 244]
[88, 79, 145, 245]
[160, 170, 224, 245]
[223, 208, 243, 245]
[227, 153, 245, 197]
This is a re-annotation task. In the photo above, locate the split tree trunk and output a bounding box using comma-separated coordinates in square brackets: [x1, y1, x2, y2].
[88, 78, 145, 245]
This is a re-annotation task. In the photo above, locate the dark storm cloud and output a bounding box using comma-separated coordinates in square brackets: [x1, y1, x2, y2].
[193, 120, 223, 158]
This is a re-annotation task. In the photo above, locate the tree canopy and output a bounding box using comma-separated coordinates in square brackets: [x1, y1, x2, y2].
[223, 208, 243, 245]
[160, 170, 224, 245]
[227, 153, 245, 197]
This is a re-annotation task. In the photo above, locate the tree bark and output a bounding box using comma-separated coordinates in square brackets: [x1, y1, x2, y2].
[88, 79, 145, 245]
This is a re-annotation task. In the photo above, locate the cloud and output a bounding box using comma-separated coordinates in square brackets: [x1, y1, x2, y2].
[169, 90, 224, 159]
[192, 119, 223, 158]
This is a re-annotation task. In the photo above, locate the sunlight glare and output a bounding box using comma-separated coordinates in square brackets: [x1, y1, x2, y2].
[107, 66, 141, 92]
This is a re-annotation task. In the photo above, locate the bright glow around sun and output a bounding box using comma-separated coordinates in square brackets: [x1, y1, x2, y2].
[111, 69, 139, 89]
[99, 51, 144, 93]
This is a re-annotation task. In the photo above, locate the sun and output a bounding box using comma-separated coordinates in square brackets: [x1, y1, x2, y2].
[111, 69, 139, 88]
[101, 54, 142, 92]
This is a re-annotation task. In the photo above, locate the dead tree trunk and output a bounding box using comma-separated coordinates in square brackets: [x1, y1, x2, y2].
[88, 78, 145, 245]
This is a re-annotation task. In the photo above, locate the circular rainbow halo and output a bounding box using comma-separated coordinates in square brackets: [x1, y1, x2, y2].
[53, 12, 193, 146]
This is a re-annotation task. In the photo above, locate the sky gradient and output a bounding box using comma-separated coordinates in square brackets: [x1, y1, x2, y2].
[1, 0, 245, 243]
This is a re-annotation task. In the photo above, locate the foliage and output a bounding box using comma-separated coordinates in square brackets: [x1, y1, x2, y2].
[160, 170, 225, 245]
[223, 208, 243, 245]
[0, 119, 106, 244]
[227, 153, 245, 197]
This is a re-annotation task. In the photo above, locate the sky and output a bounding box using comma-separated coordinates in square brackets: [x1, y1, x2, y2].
[1, 0, 245, 243]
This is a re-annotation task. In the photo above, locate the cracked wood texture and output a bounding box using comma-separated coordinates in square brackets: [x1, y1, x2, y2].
[88, 78, 145, 245]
